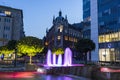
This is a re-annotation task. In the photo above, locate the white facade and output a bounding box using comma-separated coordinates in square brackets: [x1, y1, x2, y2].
[0, 6, 24, 46]
[0, 16, 12, 46]
[90, 0, 99, 61]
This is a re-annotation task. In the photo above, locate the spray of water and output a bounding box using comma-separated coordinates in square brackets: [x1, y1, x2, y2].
[46, 48, 72, 67]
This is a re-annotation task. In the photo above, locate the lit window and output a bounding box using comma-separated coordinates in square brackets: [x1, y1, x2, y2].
[57, 36, 61, 40]
[45, 42, 48, 45]
[58, 25, 63, 32]
[99, 31, 120, 43]
[5, 11, 11, 15]
[74, 38, 76, 42]
[64, 36, 68, 40]
[69, 37, 74, 42]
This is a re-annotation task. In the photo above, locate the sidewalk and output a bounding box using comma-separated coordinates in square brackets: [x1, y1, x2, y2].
[66, 75, 91, 80]
[58, 74, 91, 80]
[0, 67, 25, 72]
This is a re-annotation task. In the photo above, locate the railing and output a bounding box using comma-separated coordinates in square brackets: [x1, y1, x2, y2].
[0, 60, 25, 68]
[98, 61, 120, 66]
[78, 60, 120, 66]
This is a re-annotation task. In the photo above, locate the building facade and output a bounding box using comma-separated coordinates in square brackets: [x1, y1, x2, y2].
[45, 11, 81, 50]
[82, 0, 91, 39]
[83, 0, 99, 61]
[0, 5, 25, 46]
[83, 0, 120, 61]
[83, 0, 90, 22]
[98, 0, 120, 62]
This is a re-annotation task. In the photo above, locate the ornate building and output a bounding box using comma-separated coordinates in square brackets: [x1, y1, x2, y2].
[45, 11, 81, 50]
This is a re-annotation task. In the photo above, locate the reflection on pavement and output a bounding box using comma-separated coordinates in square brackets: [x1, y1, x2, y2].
[0, 72, 87, 80]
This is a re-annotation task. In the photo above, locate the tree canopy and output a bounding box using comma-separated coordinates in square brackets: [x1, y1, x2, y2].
[75, 39, 95, 53]
[75, 38, 95, 62]
[17, 36, 44, 64]
[0, 46, 14, 55]
[0, 40, 17, 55]
[7, 40, 17, 50]
[52, 47, 64, 55]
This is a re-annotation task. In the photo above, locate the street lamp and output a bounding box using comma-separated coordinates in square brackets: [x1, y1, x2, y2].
[14, 48, 17, 67]
[102, 51, 106, 62]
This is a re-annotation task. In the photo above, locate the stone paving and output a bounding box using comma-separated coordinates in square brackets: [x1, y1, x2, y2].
[62, 74, 91, 80]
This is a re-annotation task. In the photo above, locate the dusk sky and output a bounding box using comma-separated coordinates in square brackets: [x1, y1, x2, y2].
[0, 0, 83, 39]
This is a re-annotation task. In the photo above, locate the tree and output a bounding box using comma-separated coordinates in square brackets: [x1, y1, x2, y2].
[17, 36, 43, 64]
[0, 40, 17, 60]
[75, 39, 95, 62]
[0, 46, 14, 60]
[7, 40, 17, 50]
[52, 47, 64, 55]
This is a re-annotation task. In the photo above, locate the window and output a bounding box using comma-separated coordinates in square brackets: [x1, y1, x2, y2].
[45, 42, 48, 46]
[57, 36, 61, 40]
[3, 34, 7, 39]
[58, 25, 63, 32]
[64, 36, 68, 40]
[99, 31, 120, 43]
[5, 11, 11, 15]
[98, 12, 102, 17]
[118, 17, 120, 23]
[4, 18, 6, 22]
[69, 37, 74, 42]
[4, 18, 11, 23]
[4, 26, 10, 30]
[65, 30, 67, 33]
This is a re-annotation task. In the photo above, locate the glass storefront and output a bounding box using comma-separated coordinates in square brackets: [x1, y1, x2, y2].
[99, 48, 120, 61]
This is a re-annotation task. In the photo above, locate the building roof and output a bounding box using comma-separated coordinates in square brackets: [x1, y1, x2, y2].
[0, 5, 22, 11]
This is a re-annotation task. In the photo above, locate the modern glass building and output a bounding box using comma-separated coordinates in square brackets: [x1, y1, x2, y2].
[98, 0, 120, 62]
[82, 0, 91, 39]
[83, 0, 99, 61]
[83, 0, 120, 61]
[83, 0, 90, 22]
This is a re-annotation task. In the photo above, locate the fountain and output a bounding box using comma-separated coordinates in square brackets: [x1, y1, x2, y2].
[46, 50, 52, 66]
[38, 47, 84, 74]
[39, 47, 84, 75]
[57, 54, 62, 66]
[64, 48, 72, 66]
[46, 47, 73, 67]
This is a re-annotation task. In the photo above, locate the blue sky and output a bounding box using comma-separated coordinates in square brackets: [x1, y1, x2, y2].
[0, 0, 83, 39]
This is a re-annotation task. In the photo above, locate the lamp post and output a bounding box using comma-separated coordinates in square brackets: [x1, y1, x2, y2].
[104, 27, 110, 63]
[104, 31, 107, 62]
[103, 54, 106, 62]
[14, 48, 17, 67]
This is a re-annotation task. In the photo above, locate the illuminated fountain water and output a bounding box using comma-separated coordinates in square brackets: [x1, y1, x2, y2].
[46, 47, 72, 67]
[46, 50, 52, 66]
[64, 48, 72, 66]
[58, 54, 62, 66]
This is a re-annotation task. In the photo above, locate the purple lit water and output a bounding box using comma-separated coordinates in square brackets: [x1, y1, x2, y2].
[64, 48, 72, 66]
[46, 48, 72, 66]
[58, 54, 62, 66]
[47, 50, 52, 66]
[45, 48, 84, 67]
[53, 53, 56, 66]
